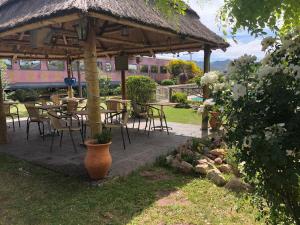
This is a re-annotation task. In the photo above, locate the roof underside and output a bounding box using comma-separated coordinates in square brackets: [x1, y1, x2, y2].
[0, 0, 229, 60]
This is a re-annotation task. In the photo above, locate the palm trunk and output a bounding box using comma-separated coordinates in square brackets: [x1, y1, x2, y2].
[0, 70, 7, 144]
[84, 18, 102, 137]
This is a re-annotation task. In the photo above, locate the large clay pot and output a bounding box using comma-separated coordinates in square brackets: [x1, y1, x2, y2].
[84, 140, 112, 180]
[209, 111, 221, 130]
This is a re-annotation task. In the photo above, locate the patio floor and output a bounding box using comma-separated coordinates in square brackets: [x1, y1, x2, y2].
[0, 120, 206, 179]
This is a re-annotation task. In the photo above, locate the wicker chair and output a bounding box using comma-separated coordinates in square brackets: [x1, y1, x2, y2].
[131, 102, 149, 131]
[147, 105, 169, 135]
[48, 111, 84, 153]
[4, 103, 21, 131]
[105, 109, 131, 149]
[50, 94, 61, 106]
[25, 104, 49, 140]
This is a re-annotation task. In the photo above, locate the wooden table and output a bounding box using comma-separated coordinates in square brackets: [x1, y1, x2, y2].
[35, 105, 62, 110]
[146, 102, 177, 134]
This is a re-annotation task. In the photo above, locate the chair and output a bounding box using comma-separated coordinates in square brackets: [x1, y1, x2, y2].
[50, 94, 61, 106]
[147, 105, 170, 135]
[4, 103, 21, 131]
[131, 102, 149, 131]
[105, 109, 131, 149]
[48, 111, 84, 153]
[25, 104, 50, 140]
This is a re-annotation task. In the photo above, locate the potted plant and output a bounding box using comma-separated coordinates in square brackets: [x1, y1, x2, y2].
[203, 99, 221, 131]
[84, 129, 112, 180]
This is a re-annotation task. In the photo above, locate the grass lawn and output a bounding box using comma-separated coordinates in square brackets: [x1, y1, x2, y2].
[11, 103, 201, 125]
[0, 153, 263, 225]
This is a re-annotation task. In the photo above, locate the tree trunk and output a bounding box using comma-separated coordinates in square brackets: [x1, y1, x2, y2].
[67, 57, 74, 98]
[0, 70, 7, 144]
[202, 46, 212, 131]
[84, 18, 102, 137]
[121, 70, 126, 100]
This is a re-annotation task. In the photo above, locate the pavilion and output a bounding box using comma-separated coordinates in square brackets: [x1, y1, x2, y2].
[0, 0, 229, 144]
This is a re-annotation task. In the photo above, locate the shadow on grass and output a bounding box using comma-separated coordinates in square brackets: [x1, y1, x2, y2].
[0, 153, 194, 225]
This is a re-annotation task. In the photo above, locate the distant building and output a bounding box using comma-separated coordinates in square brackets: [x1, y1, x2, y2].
[4, 56, 170, 90]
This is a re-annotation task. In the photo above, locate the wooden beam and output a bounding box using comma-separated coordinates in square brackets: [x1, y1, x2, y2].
[96, 36, 145, 47]
[84, 18, 102, 136]
[202, 45, 212, 132]
[0, 14, 80, 38]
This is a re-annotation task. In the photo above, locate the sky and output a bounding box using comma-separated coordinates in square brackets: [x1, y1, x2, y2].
[158, 0, 266, 62]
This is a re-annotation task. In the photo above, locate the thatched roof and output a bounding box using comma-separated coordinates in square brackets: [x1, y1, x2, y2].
[0, 0, 229, 59]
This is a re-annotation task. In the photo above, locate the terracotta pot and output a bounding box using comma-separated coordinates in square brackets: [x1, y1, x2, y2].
[209, 111, 221, 130]
[84, 140, 112, 180]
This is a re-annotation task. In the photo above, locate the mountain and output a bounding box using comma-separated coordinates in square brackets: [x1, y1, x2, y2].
[197, 59, 231, 72]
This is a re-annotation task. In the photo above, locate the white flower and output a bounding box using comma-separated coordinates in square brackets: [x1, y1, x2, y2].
[200, 71, 220, 86]
[232, 84, 247, 100]
[213, 82, 225, 92]
[203, 98, 215, 106]
[243, 136, 252, 148]
[258, 65, 278, 78]
[264, 130, 273, 141]
[286, 150, 296, 157]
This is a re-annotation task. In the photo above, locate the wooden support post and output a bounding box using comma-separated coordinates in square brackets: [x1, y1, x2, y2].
[121, 70, 126, 100]
[77, 61, 83, 98]
[0, 70, 7, 144]
[84, 18, 102, 136]
[202, 46, 212, 131]
[66, 57, 74, 98]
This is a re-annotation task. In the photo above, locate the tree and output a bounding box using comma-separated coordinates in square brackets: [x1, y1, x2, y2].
[167, 59, 203, 84]
[153, 0, 300, 36]
[0, 60, 7, 144]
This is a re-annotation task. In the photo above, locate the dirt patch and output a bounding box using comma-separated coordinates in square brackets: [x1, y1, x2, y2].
[156, 190, 191, 207]
[140, 169, 173, 181]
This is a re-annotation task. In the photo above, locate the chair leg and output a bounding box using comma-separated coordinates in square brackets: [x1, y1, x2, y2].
[144, 117, 148, 132]
[138, 118, 141, 131]
[50, 130, 55, 152]
[132, 117, 135, 128]
[42, 122, 45, 141]
[38, 122, 42, 135]
[164, 115, 170, 135]
[148, 118, 152, 136]
[126, 125, 131, 144]
[121, 126, 126, 150]
[69, 130, 78, 153]
[80, 129, 84, 144]
[60, 131, 64, 147]
[17, 114, 21, 127]
[26, 120, 30, 140]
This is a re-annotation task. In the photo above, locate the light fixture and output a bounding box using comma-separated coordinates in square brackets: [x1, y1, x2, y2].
[121, 26, 129, 37]
[75, 18, 88, 41]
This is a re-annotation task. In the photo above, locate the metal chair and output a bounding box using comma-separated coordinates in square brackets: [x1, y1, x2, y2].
[147, 105, 169, 135]
[48, 111, 84, 153]
[131, 102, 149, 131]
[105, 109, 131, 150]
[25, 104, 49, 140]
[4, 103, 21, 131]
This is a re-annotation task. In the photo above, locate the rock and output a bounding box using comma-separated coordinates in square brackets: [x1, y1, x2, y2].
[197, 159, 208, 165]
[207, 169, 227, 186]
[206, 153, 217, 160]
[171, 158, 182, 169]
[210, 148, 226, 158]
[225, 178, 251, 192]
[180, 161, 194, 173]
[202, 156, 215, 164]
[195, 164, 209, 175]
[166, 155, 173, 165]
[214, 157, 223, 165]
[218, 164, 232, 174]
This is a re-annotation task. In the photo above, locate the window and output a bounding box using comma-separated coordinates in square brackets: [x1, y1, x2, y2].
[128, 64, 137, 73]
[47, 60, 65, 71]
[160, 66, 168, 74]
[97, 61, 103, 71]
[19, 60, 41, 70]
[150, 65, 158, 74]
[140, 65, 149, 73]
[105, 63, 112, 72]
[2, 59, 12, 69]
[71, 60, 85, 71]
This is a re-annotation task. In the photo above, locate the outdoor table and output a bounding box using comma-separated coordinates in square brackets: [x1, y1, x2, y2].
[146, 102, 177, 134]
[35, 105, 62, 111]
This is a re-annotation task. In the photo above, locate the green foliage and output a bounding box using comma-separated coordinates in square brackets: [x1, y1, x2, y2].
[171, 92, 187, 104]
[94, 128, 112, 144]
[161, 79, 175, 86]
[219, 0, 300, 36]
[0, 60, 7, 91]
[10, 89, 39, 102]
[214, 31, 300, 224]
[126, 76, 157, 104]
[99, 77, 121, 97]
[167, 59, 203, 84]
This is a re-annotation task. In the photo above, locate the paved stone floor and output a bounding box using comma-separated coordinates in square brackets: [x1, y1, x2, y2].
[0, 120, 206, 179]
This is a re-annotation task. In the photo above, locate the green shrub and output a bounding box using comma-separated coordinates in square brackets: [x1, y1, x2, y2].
[94, 129, 112, 144]
[10, 89, 39, 102]
[126, 76, 156, 103]
[161, 79, 175, 86]
[171, 92, 187, 104]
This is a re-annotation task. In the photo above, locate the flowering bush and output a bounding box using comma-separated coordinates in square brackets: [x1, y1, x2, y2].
[213, 31, 300, 224]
